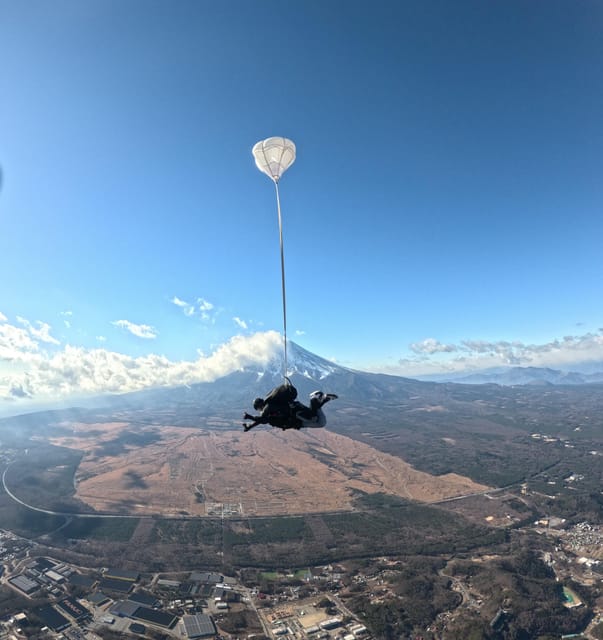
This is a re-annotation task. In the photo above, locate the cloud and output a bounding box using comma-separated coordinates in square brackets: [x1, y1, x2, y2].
[112, 320, 158, 339]
[233, 317, 248, 330]
[0, 329, 283, 404]
[0, 324, 40, 361]
[4, 307, 603, 409]
[410, 338, 457, 355]
[198, 298, 213, 312]
[16, 316, 60, 345]
[295, 329, 306, 336]
[197, 298, 215, 321]
[172, 295, 216, 322]
[0, 312, 7, 322]
[60, 310, 73, 329]
[386, 330, 603, 377]
[171, 296, 195, 317]
[96, 336, 107, 342]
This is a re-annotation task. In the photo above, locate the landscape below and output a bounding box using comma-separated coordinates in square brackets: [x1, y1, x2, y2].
[0, 361, 602, 639]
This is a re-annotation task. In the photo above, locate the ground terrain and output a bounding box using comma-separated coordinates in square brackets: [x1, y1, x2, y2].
[1, 371, 602, 638]
[48, 422, 489, 516]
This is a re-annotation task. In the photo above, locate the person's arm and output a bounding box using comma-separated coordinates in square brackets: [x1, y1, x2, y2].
[244, 412, 270, 425]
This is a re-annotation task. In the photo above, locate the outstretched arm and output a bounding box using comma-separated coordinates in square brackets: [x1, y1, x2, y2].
[243, 412, 271, 431]
[244, 412, 270, 423]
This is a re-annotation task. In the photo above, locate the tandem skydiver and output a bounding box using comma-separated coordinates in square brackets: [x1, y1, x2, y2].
[243, 379, 337, 432]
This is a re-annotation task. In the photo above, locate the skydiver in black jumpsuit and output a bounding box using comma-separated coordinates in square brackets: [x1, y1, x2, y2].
[243, 381, 337, 432]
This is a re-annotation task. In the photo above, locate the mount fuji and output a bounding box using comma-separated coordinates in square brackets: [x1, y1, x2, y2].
[3, 341, 603, 490]
[98, 340, 432, 419]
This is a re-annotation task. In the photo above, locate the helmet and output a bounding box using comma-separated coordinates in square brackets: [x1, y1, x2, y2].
[253, 397, 265, 411]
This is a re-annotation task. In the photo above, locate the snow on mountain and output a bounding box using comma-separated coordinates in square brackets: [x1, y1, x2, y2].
[276, 341, 343, 380]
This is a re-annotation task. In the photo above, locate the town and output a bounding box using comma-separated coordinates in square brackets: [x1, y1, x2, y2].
[1, 516, 602, 640]
[0, 528, 373, 640]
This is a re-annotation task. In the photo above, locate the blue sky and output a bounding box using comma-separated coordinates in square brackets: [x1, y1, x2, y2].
[1, 0, 602, 410]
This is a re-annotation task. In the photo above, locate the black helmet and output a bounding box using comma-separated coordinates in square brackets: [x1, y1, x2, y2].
[253, 397, 265, 411]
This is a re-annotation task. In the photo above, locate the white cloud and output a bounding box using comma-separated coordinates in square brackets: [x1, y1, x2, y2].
[0, 322, 41, 361]
[16, 316, 60, 345]
[96, 336, 107, 342]
[0, 312, 7, 322]
[383, 330, 603, 377]
[233, 317, 248, 330]
[295, 329, 306, 336]
[0, 329, 282, 404]
[4, 307, 603, 411]
[112, 320, 158, 339]
[60, 310, 73, 329]
[197, 298, 215, 322]
[198, 298, 213, 312]
[171, 296, 195, 317]
[410, 338, 457, 355]
[172, 295, 216, 321]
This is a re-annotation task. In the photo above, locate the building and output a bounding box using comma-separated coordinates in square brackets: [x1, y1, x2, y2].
[131, 606, 179, 629]
[34, 557, 56, 572]
[100, 577, 135, 594]
[89, 592, 111, 607]
[104, 568, 139, 582]
[109, 600, 179, 630]
[190, 572, 222, 584]
[45, 569, 65, 583]
[55, 597, 91, 624]
[8, 575, 38, 596]
[182, 613, 217, 638]
[68, 573, 96, 589]
[129, 590, 159, 608]
[36, 605, 70, 633]
[157, 579, 180, 588]
[319, 617, 342, 630]
[110, 600, 140, 619]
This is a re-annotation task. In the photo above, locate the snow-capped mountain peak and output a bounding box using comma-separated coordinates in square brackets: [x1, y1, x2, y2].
[251, 340, 345, 380]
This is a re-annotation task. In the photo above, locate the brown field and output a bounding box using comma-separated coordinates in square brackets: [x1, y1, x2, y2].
[50, 423, 489, 517]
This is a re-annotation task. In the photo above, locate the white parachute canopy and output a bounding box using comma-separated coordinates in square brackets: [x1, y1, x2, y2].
[252, 137, 296, 183]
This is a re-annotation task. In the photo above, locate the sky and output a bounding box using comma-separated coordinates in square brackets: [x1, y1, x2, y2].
[0, 0, 602, 412]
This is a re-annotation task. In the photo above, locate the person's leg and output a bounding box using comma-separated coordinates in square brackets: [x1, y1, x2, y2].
[292, 401, 313, 420]
[309, 391, 338, 412]
[298, 408, 326, 428]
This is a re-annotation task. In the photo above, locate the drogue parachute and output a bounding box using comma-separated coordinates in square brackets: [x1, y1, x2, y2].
[252, 136, 296, 378]
[252, 137, 296, 183]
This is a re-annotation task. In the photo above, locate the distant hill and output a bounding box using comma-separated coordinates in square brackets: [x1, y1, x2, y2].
[418, 364, 603, 386]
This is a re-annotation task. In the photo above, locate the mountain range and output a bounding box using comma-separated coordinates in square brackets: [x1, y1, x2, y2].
[418, 365, 603, 386]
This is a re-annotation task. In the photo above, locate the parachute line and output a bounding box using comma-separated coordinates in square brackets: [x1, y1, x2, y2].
[252, 137, 296, 380]
[275, 180, 288, 378]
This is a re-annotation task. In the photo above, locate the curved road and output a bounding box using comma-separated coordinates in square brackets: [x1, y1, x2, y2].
[1, 465, 144, 520]
[2, 457, 560, 522]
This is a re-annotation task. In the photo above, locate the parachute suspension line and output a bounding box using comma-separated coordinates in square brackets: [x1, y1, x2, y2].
[274, 179, 288, 379]
[252, 137, 296, 381]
